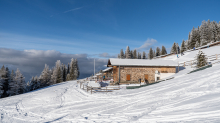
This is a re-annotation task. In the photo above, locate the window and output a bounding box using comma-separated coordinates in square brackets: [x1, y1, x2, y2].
[157, 77, 160, 81]
[126, 74, 131, 81]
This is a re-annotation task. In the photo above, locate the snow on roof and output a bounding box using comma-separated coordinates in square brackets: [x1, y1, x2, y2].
[108, 58, 178, 67]
[95, 73, 102, 76]
[102, 67, 113, 72]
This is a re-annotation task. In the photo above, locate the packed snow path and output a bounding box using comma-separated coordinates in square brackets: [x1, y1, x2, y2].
[0, 63, 220, 122]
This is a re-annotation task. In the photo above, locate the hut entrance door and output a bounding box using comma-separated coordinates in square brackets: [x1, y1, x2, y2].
[144, 74, 148, 82]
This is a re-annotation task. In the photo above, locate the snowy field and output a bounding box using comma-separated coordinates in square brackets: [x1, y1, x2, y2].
[0, 46, 220, 122]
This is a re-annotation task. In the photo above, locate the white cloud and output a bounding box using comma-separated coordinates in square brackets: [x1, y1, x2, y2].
[98, 52, 117, 58]
[136, 38, 157, 51]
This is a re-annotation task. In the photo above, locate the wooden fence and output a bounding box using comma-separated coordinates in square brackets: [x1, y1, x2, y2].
[178, 54, 220, 72]
[77, 80, 120, 94]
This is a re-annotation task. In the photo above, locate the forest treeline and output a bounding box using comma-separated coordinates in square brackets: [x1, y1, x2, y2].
[0, 58, 79, 98]
[118, 20, 220, 59]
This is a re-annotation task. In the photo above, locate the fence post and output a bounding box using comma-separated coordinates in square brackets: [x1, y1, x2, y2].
[216, 54, 218, 60]
[83, 84, 84, 90]
[87, 86, 88, 92]
[178, 62, 179, 72]
[106, 86, 107, 92]
[80, 82, 81, 88]
[184, 62, 185, 67]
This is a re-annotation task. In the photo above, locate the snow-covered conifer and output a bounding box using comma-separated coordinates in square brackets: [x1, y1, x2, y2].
[57, 67, 63, 83]
[63, 65, 67, 82]
[130, 50, 133, 59]
[39, 64, 51, 87]
[156, 47, 161, 56]
[153, 50, 156, 57]
[176, 43, 180, 54]
[196, 50, 207, 68]
[180, 40, 186, 53]
[142, 51, 146, 59]
[67, 63, 70, 74]
[50, 60, 61, 84]
[7, 70, 16, 96]
[66, 74, 70, 81]
[125, 46, 131, 59]
[133, 49, 137, 59]
[195, 41, 200, 48]
[148, 48, 154, 59]
[120, 49, 124, 59]
[137, 52, 141, 59]
[161, 46, 167, 55]
[0, 77, 3, 97]
[14, 68, 26, 94]
[170, 42, 177, 54]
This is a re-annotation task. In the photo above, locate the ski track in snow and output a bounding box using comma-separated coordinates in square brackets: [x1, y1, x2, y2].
[0, 46, 220, 122]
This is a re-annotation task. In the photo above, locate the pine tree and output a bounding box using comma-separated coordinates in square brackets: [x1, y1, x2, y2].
[69, 58, 75, 80]
[195, 41, 200, 48]
[67, 63, 70, 74]
[153, 50, 156, 57]
[119, 49, 124, 59]
[142, 51, 146, 59]
[196, 50, 207, 68]
[170, 42, 177, 54]
[57, 67, 63, 83]
[148, 48, 154, 59]
[133, 49, 137, 59]
[176, 43, 180, 54]
[51, 60, 61, 84]
[180, 40, 186, 53]
[14, 68, 26, 94]
[66, 74, 71, 81]
[161, 46, 167, 55]
[63, 64, 67, 82]
[200, 20, 209, 46]
[130, 50, 133, 59]
[156, 47, 161, 56]
[73, 59, 80, 80]
[0, 65, 9, 97]
[7, 70, 16, 96]
[0, 76, 3, 97]
[39, 64, 51, 87]
[125, 46, 131, 59]
[138, 52, 141, 59]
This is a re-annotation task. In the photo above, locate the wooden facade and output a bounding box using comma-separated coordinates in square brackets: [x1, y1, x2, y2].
[112, 66, 176, 84]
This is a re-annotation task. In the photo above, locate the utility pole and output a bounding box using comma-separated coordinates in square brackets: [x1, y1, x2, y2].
[94, 59, 95, 76]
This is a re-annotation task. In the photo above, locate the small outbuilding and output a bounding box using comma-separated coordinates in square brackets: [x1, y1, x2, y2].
[107, 58, 178, 84]
[102, 67, 113, 80]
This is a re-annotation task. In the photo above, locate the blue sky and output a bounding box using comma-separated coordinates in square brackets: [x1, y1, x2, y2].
[1, 0, 220, 57]
[1, 0, 220, 80]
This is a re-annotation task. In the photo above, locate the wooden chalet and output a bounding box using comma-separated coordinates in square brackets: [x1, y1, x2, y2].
[107, 58, 178, 84]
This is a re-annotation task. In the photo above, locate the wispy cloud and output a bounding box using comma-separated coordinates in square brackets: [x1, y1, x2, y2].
[135, 38, 157, 51]
[50, 6, 84, 17]
[63, 7, 84, 13]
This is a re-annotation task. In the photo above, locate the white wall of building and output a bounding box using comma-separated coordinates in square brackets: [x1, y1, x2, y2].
[155, 73, 175, 81]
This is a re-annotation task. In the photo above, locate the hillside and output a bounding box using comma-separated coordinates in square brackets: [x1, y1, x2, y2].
[0, 46, 220, 122]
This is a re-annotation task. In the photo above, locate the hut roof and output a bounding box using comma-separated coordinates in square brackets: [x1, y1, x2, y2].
[107, 58, 178, 67]
[102, 67, 113, 72]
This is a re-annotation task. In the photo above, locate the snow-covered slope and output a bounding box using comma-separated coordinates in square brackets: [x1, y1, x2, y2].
[161, 45, 220, 63]
[0, 46, 220, 123]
